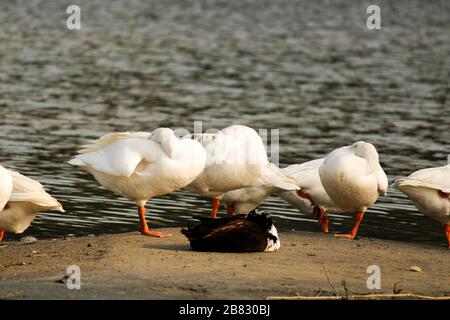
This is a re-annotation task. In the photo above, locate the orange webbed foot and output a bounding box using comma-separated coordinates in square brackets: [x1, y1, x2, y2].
[334, 233, 356, 240]
[137, 205, 172, 238]
[334, 212, 364, 240]
[140, 229, 173, 238]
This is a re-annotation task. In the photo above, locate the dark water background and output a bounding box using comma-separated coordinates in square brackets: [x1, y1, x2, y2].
[0, 0, 449, 247]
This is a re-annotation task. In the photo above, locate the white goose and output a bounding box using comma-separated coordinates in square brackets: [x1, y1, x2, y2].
[393, 155, 450, 248]
[0, 165, 13, 241]
[69, 128, 207, 237]
[184, 125, 298, 218]
[318, 141, 388, 239]
[0, 167, 64, 242]
[279, 158, 343, 233]
[0, 165, 13, 210]
[222, 163, 299, 216]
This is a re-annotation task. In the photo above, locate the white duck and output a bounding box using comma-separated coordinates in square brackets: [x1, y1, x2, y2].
[0, 168, 64, 242]
[318, 141, 388, 239]
[184, 125, 298, 218]
[279, 158, 344, 233]
[69, 128, 207, 237]
[0, 165, 13, 241]
[222, 163, 299, 216]
[0, 165, 13, 210]
[393, 155, 450, 248]
[222, 158, 343, 233]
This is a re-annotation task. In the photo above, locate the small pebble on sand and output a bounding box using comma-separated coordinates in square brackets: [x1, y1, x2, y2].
[20, 236, 37, 244]
[410, 266, 422, 272]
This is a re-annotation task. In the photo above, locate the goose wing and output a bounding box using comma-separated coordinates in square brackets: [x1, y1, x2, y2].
[8, 171, 64, 211]
[282, 158, 324, 184]
[77, 131, 152, 154]
[393, 165, 450, 193]
[376, 163, 389, 196]
[254, 163, 299, 191]
[69, 132, 162, 178]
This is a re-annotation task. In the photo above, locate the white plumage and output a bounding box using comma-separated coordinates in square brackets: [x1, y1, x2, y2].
[0, 168, 64, 239]
[277, 158, 343, 232]
[222, 163, 299, 215]
[393, 155, 450, 247]
[0, 165, 13, 211]
[279, 158, 339, 213]
[185, 125, 298, 218]
[318, 141, 388, 239]
[69, 128, 207, 237]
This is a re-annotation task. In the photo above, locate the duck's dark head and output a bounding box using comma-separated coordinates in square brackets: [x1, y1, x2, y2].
[247, 209, 280, 252]
[246, 209, 274, 232]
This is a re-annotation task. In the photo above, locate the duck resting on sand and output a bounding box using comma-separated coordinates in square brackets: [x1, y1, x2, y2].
[181, 209, 280, 252]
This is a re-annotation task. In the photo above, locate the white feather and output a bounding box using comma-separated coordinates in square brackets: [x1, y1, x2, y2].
[0, 169, 64, 234]
[185, 125, 269, 199]
[393, 160, 450, 225]
[318, 141, 387, 213]
[279, 158, 342, 214]
[222, 163, 299, 214]
[265, 225, 281, 252]
[69, 128, 207, 206]
[254, 163, 299, 191]
[0, 165, 12, 210]
[7, 171, 64, 211]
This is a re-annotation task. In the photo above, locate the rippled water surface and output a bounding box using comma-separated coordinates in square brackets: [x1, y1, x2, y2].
[0, 0, 449, 246]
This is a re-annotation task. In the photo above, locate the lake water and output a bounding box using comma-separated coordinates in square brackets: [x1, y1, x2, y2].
[0, 0, 449, 247]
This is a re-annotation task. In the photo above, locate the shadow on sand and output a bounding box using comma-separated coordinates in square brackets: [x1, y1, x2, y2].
[143, 243, 192, 252]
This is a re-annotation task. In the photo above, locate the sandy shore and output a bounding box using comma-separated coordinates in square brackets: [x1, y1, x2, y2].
[0, 228, 448, 300]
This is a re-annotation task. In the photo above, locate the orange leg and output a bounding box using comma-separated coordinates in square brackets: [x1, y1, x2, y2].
[0, 230, 4, 242]
[211, 199, 221, 219]
[321, 213, 330, 233]
[138, 206, 172, 238]
[335, 211, 364, 240]
[445, 225, 450, 249]
[227, 204, 235, 217]
[313, 207, 329, 233]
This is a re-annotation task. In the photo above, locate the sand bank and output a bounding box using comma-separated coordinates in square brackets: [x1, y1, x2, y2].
[0, 228, 448, 299]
